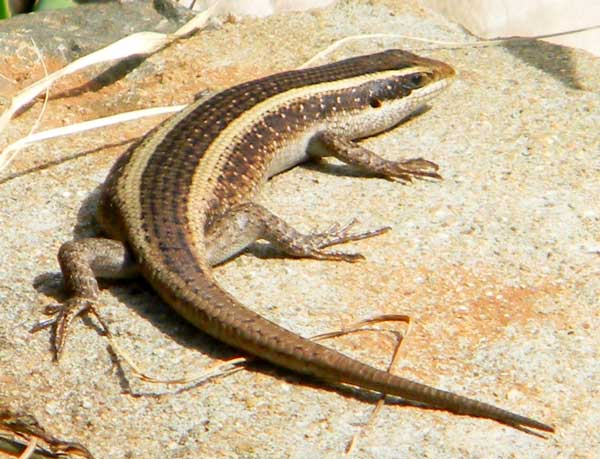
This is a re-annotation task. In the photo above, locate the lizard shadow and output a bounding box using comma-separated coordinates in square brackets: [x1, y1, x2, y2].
[503, 39, 585, 90]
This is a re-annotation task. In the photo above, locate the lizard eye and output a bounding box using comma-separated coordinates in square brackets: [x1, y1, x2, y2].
[369, 98, 382, 108]
[406, 73, 425, 88]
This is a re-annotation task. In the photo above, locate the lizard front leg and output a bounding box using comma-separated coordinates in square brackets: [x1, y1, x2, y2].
[308, 130, 442, 181]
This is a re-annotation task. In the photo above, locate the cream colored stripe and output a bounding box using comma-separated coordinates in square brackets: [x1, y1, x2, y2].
[116, 100, 206, 251]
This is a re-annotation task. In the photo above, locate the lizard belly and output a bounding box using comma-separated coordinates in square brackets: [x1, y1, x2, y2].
[264, 130, 315, 179]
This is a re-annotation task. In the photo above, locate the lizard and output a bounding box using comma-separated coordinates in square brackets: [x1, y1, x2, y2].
[34, 49, 553, 433]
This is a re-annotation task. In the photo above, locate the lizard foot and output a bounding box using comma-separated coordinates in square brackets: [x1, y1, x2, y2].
[381, 157, 441, 182]
[292, 219, 391, 262]
[31, 296, 98, 361]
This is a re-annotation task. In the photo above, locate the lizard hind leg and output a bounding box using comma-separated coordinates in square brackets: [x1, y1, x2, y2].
[205, 202, 389, 266]
[32, 238, 138, 361]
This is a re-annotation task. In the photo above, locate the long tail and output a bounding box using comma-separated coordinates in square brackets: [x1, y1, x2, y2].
[157, 269, 554, 433]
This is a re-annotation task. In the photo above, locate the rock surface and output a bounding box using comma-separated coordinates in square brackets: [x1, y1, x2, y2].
[0, 1, 598, 458]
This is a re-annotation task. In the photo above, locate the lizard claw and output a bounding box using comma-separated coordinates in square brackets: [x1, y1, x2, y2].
[313, 219, 390, 250]
[31, 297, 97, 361]
[298, 219, 390, 262]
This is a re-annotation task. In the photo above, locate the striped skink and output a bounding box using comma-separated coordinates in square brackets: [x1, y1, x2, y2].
[38, 49, 553, 433]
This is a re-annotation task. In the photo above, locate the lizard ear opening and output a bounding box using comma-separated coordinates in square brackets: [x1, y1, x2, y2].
[369, 98, 382, 108]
